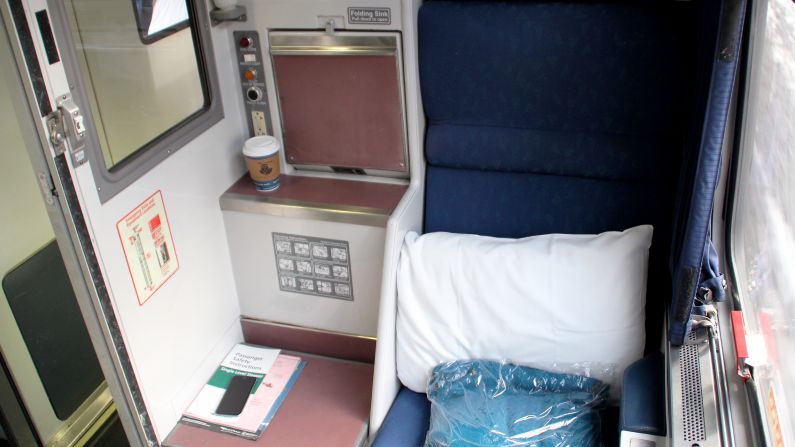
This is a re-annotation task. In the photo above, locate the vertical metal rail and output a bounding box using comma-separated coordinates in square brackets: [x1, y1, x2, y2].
[694, 305, 737, 447]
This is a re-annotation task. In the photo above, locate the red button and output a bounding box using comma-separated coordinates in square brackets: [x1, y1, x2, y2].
[239, 37, 252, 48]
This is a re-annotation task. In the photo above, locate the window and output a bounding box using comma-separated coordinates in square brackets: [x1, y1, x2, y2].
[60, 0, 221, 201]
[132, 0, 190, 44]
[730, 0, 795, 442]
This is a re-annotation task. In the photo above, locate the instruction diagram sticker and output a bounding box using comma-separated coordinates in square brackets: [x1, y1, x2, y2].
[272, 233, 353, 301]
[116, 191, 178, 305]
[348, 7, 391, 25]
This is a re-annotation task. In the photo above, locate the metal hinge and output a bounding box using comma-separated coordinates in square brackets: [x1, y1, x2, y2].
[730, 310, 768, 382]
[730, 311, 753, 381]
[45, 93, 87, 166]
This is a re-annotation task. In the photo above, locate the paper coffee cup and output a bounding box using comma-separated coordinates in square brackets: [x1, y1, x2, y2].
[243, 136, 281, 191]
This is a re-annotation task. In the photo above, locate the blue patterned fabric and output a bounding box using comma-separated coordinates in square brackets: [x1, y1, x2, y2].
[668, 0, 746, 345]
[420, 0, 695, 234]
[426, 124, 677, 181]
[420, 2, 694, 139]
[425, 166, 669, 239]
[425, 361, 608, 447]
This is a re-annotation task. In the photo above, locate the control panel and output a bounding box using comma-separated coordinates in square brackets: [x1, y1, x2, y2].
[234, 31, 273, 137]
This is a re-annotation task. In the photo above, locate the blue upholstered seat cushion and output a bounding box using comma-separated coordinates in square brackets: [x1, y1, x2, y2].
[425, 361, 608, 447]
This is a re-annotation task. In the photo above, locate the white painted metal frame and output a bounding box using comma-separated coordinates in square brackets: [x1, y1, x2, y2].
[225, 1, 425, 435]
[268, 30, 410, 179]
[367, 0, 426, 438]
[229, 0, 410, 187]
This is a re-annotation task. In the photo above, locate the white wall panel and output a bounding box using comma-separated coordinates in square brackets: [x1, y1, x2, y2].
[224, 211, 386, 337]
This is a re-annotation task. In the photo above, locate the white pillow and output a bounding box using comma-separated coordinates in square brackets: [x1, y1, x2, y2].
[395, 225, 653, 399]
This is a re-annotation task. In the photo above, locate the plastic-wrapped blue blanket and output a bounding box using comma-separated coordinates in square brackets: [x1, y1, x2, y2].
[425, 360, 609, 447]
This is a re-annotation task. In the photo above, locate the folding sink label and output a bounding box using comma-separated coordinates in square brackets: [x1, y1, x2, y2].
[347, 7, 391, 25]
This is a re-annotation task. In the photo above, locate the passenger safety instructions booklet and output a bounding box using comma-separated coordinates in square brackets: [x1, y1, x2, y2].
[180, 343, 304, 440]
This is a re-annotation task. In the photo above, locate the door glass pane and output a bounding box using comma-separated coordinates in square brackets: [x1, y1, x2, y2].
[731, 0, 795, 441]
[0, 25, 119, 442]
[65, 0, 206, 169]
[0, 63, 53, 260]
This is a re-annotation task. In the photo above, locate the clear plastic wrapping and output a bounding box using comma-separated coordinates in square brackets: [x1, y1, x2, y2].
[424, 360, 613, 447]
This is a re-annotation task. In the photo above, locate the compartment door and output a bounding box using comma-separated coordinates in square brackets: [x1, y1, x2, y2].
[1, 0, 237, 444]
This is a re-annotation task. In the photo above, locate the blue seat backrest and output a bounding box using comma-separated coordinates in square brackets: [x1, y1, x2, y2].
[419, 0, 716, 350]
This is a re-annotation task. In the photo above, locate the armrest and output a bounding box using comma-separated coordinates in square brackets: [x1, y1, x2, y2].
[620, 353, 667, 436]
[370, 387, 431, 447]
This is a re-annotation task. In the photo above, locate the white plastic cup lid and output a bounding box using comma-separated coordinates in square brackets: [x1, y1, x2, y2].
[243, 136, 280, 158]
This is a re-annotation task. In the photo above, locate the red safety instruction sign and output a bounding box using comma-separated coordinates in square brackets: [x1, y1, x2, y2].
[116, 191, 179, 305]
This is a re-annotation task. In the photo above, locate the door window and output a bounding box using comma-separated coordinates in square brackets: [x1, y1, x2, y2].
[56, 0, 221, 201]
[0, 28, 111, 443]
[132, 0, 189, 44]
[66, 0, 205, 169]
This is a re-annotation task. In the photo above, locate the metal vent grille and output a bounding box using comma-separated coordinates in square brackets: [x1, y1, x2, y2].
[681, 331, 707, 442]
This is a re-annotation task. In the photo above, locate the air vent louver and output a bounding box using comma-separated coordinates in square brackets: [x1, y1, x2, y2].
[681, 330, 707, 442]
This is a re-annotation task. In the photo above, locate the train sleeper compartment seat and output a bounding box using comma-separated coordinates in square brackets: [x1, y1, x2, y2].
[372, 0, 742, 445]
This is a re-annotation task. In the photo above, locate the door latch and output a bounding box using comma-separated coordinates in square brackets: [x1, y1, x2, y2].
[46, 93, 87, 166]
[37, 172, 56, 205]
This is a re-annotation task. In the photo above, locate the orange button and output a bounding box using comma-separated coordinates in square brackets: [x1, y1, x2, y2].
[244, 69, 256, 81]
